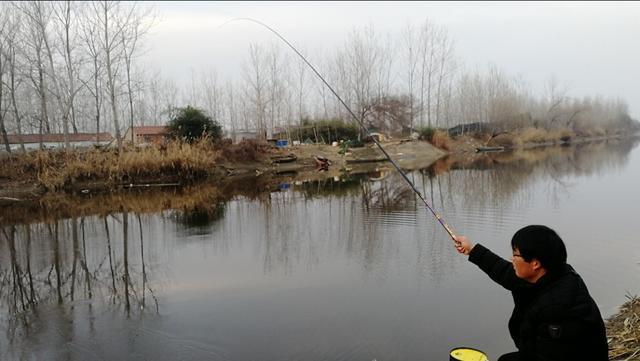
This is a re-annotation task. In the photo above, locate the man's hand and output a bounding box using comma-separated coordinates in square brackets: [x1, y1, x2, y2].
[453, 235, 474, 256]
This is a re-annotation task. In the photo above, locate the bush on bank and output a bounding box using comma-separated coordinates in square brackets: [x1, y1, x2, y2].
[167, 106, 222, 143]
[284, 118, 359, 144]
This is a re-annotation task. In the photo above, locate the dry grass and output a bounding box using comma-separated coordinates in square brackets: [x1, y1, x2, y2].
[487, 133, 517, 148]
[217, 139, 271, 162]
[517, 127, 549, 144]
[0, 138, 276, 191]
[8, 139, 225, 191]
[430, 130, 452, 150]
[487, 128, 576, 148]
[607, 295, 640, 360]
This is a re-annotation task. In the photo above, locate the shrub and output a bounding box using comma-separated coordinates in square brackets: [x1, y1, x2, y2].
[218, 139, 271, 162]
[287, 118, 358, 144]
[518, 127, 548, 144]
[430, 130, 451, 150]
[487, 133, 517, 148]
[167, 106, 222, 143]
[418, 126, 436, 141]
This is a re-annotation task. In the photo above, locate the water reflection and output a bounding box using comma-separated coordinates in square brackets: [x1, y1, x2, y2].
[0, 212, 161, 356]
[171, 202, 227, 235]
[1, 137, 638, 360]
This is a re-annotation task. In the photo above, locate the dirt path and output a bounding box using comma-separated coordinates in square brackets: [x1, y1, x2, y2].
[278, 140, 446, 171]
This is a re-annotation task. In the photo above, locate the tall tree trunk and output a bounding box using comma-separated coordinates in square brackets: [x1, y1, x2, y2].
[11, 54, 26, 153]
[37, 48, 51, 146]
[93, 57, 101, 144]
[64, 2, 78, 135]
[0, 64, 10, 153]
[104, 3, 122, 151]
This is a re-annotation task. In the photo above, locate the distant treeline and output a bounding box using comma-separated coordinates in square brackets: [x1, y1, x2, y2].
[1, 2, 638, 154]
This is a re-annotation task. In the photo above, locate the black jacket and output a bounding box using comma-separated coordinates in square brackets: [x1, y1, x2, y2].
[468, 244, 608, 361]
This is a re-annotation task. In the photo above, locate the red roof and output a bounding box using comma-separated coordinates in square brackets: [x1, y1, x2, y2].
[132, 126, 168, 135]
[5, 133, 114, 144]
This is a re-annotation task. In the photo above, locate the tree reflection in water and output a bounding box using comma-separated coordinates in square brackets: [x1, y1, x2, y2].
[0, 211, 160, 350]
[170, 202, 227, 235]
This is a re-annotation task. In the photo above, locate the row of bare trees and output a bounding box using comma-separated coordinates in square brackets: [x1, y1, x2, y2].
[178, 21, 637, 138]
[1, 5, 636, 153]
[0, 1, 152, 152]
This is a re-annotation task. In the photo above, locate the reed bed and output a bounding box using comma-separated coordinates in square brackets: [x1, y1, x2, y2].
[430, 130, 452, 150]
[607, 295, 640, 360]
[487, 127, 575, 148]
[14, 140, 223, 190]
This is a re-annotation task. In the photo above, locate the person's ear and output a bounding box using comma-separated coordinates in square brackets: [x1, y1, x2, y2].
[531, 259, 543, 271]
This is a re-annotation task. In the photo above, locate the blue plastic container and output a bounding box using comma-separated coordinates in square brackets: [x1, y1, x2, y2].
[276, 139, 288, 148]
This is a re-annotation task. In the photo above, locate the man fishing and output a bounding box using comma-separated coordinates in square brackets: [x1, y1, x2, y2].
[453, 225, 608, 361]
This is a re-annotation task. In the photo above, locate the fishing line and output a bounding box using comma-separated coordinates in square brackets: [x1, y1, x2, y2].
[219, 17, 458, 242]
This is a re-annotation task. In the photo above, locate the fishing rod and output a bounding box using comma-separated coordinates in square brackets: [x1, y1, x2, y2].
[221, 17, 458, 243]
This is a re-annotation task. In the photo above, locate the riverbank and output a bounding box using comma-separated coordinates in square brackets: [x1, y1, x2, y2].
[607, 296, 640, 360]
[1, 131, 636, 207]
[0, 139, 447, 204]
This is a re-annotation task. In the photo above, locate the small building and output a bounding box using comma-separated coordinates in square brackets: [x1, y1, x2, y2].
[3, 133, 114, 151]
[226, 129, 260, 143]
[123, 126, 170, 145]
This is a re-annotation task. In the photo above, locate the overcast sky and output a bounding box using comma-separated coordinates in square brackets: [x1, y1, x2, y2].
[144, 1, 640, 119]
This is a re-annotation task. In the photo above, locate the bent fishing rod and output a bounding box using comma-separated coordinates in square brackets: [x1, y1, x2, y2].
[222, 18, 458, 242]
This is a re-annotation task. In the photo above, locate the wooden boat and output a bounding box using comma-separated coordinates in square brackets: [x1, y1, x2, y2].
[345, 157, 388, 163]
[270, 154, 297, 163]
[475, 146, 504, 153]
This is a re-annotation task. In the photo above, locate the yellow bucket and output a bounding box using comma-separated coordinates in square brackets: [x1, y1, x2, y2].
[449, 347, 489, 361]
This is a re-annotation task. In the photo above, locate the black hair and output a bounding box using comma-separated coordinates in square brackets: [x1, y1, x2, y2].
[511, 225, 567, 273]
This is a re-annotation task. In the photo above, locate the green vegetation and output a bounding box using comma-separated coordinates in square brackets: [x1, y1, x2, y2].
[285, 118, 359, 144]
[167, 106, 222, 143]
[418, 126, 436, 141]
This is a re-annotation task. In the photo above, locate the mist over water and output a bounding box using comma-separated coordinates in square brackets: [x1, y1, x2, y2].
[2, 138, 639, 360]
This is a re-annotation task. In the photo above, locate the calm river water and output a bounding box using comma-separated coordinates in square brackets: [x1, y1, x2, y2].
[1, 138, 639, 361]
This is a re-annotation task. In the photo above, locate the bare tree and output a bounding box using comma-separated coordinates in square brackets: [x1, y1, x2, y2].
[434, 27, 455, 126]
[225, 81, 237, 138]
[243, 43, 269, 137]
[51, 1, 83, 135]
[145, 70, 162, 125]
[266, 43, 287, 138]
[22, 1, 74, 149]
[0, 4, 12, 152]
[160, 77, 179, 121]
[334, 25, 381, 134]
[80, 6, 105, 143]
[375, 32, 395, 130]
[402, 23, 419, 130]
[120, 4, 152, 143]
[544, 75, 569, 127]
[293, 49, 309, 123]
[416, 20, 456, 128]
[88, 0, 137, 150]
[6, 28, 25, 153]
[200, 67, 222, 126]
[18, 1, 52, 146]
[418, 20, 436, 127]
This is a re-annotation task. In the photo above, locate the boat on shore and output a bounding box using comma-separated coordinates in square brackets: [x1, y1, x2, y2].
[270, 154, 298, 163]
[345, 157, 389, 163]
[475, 146, 505, 153]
